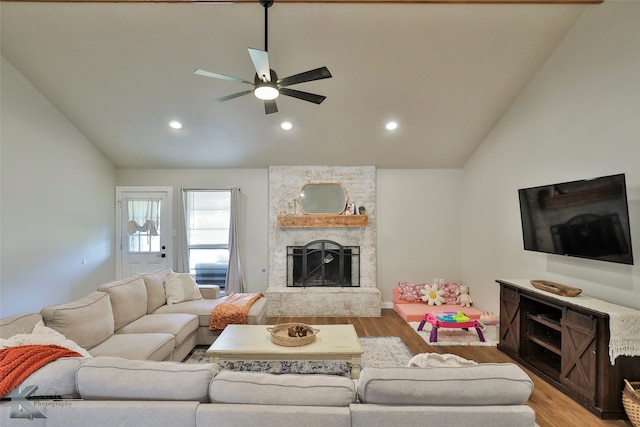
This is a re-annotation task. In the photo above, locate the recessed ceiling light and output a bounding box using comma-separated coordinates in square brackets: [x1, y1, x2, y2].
[280, 121, 293, 130]
[385, 121, 398, 131]
[169, 120, 183, 130]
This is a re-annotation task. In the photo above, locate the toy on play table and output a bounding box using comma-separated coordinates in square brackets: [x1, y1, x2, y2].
[417, 311, 485, 343]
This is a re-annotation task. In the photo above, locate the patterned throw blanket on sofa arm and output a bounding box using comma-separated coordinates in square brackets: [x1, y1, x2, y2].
[209, 293, 263, 331]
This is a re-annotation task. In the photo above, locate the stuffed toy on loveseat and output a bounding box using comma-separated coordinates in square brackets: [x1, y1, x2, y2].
[392, 281, 483, 322]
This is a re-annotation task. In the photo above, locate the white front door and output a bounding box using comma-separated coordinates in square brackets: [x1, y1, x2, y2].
[116, 187, 173, 278]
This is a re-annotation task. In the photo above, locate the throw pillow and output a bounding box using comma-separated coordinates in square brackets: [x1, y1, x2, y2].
[398, 281, 425, 302]
[164, 273, 204, 305]
[439, 282, 460, 305]
[421, 284, 445, 306]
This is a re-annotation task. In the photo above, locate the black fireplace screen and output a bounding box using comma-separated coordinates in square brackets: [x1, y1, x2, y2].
[287, 240, 360, 287]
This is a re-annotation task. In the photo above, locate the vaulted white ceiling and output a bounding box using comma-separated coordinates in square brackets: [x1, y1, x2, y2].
[1, 2, 588, 169]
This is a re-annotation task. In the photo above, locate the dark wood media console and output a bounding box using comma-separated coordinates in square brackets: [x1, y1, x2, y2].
[496, 279, 640, 419]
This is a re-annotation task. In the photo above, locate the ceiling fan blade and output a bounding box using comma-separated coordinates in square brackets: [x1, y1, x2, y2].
[248, 48, 271, 83]
[264, 99, 278, 114]
[277, 67, 332, 88]
[279, 88, 326, 105]
[194, 69, 253, 86]
[214, 90, 253, 103]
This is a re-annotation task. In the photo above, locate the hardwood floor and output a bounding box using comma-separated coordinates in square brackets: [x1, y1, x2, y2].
[268, 309, 633, 427]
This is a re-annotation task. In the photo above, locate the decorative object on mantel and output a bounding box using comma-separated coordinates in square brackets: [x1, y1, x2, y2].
[345, 201, 356, 215]
[298, 182, 348, 215]
[267, 323, 319, 347]
[530, 280, 582, 297]
[358, 205, 366, 215]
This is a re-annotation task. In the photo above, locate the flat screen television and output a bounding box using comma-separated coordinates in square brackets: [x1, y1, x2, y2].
[518, 173, 634, 265]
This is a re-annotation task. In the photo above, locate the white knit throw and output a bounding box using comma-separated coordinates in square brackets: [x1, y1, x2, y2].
[504, 280, 640, 365]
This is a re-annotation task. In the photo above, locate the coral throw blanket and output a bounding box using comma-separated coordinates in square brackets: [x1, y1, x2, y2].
[0, 344, 82, 397]
[209, 293, 263, 331]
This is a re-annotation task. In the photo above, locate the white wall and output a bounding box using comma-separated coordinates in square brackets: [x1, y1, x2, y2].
[460, 1, 640, 312]
[377, 169, 463, 304]
[115, 169, 269, 294]
[1, 57, 116, 317]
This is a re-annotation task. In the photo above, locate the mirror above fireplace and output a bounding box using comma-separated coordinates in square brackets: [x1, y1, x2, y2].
[298, 183, 348, 215]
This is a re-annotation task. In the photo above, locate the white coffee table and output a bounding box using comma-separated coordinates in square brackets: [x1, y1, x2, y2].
[206, 324, 363, 378]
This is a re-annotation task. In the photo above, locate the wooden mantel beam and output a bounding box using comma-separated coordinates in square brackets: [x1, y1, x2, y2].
[1, 0, 605, 4]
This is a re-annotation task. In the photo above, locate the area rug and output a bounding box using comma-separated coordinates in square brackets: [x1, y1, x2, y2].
[184, 336, 412, 376]
[409, 321, 498, 347]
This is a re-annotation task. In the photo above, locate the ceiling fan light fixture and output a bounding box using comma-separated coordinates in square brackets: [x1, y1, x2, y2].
[254, 85, 279, 100]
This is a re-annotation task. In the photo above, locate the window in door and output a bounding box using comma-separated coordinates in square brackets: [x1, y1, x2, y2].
[127, 198, 162, 253]
[185, 190, 231, 289]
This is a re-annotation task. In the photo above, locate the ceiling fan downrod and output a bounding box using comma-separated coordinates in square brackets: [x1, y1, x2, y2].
[261, 0, 274, 53]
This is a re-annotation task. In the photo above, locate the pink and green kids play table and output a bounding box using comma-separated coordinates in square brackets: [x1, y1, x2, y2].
[417, 312, 486, 343]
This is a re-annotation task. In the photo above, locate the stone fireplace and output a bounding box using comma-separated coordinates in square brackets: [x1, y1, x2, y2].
[265, 166, 381, 317]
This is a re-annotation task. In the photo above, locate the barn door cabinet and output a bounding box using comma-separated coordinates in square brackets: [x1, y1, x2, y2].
[497, 279, 640, 419]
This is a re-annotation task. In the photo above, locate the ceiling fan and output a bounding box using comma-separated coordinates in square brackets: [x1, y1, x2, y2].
[194, 0, 332, 115]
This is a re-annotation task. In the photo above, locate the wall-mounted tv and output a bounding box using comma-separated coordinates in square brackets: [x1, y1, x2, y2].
[518, 174, 634, 265]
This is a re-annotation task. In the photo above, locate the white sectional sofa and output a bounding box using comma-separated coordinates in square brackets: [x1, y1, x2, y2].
[5, 268, 268, 362]
[1, 270, 537, 427]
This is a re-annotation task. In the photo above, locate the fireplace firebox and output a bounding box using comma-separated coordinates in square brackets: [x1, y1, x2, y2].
[287, 240, 360, 288]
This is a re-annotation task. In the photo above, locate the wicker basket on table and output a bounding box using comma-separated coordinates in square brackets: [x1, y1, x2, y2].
[623, 379, 640, 427]
[267, 323, 319, 347]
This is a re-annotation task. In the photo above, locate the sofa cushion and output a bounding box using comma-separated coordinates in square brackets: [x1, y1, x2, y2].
[142, 268, 172, 313]
[209, 371, 356, 407]
[153, 296, 268, 328]
[117, 314, 199, 346]
[88, 333, 175, 361]
[350, 405, 536, 427]
[77, 356, 218, 403]
[97, 276, 148, 331]
[34, 401, 199, 427]
[357, 364, 534, 405]
[19, 357, 86, 399]
[0, 312, 42, 339]
[196, 405, 352, 427]
[0, 321, 92, 358]
[165, 272, 203, 305]
[154, 298, 223, 327]
[41, 291, 114, 350]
